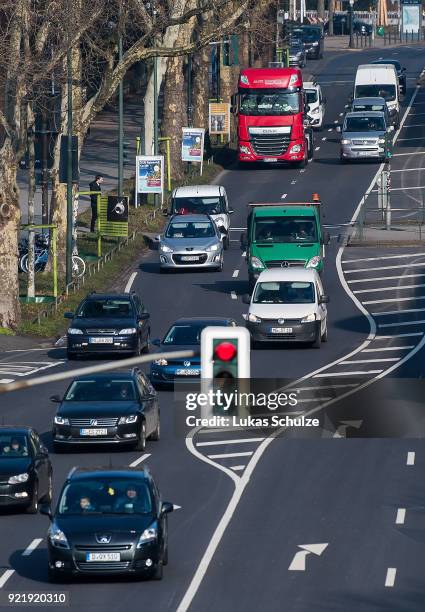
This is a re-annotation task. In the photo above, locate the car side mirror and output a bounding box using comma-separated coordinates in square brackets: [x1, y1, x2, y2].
[319, 295, 330, 304]
[39, 503, 53, 520]
[240, 232, 248, 249]
[64, 312, 74, 319]
[161, 501, 174, 515]
[138, 313, 150, 320]
[152, 338, 161, 347]
[242, 294, 251, 304]
[336, 126, 341, 133]
[50, 394, 61, 403]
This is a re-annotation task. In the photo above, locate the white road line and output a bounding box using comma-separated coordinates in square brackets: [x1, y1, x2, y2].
[339, 358, 398, 364]
[281, 193, 287, 199]
[390, 166, 425, 172]
[375, 332, 423, 339]
[321, 137, 326, 141]
[232, 269, 239, 278]
[407, 451, 415, 465]
[392, 151, 425, 156]
[353, 283, 425, 294]
[395, 508, 406, 525]
[364, 295, 425, 305]
[129, 453, 151, 467]
[348, 272, 425, 284]
[22, 538, 43, 556]
[197, 438, 264, 447]
[313, 370, 384, 377]
[362, 346, 414, 352]
[401, 123, 425, 128]
[230, 465, 245, 471]
[334, 120, 339, 124]
[327, 128, 333, 132]
[342, 253, 425, 264]
[242, 251, 246, 257]
[372, 307, 425, 316]
[385, 568, 397, 587]
[372, 185, 425, 192]
[315, 146, 320, 151]
[379, 319, 425, 328]
[124, 271, 137, 293]
[397, 137, 425, 141]
[339, 112, 343, 117]
[291, 179, 297, 184]
[345, 262, 425, 274]
[0, 379, 14, 384]
[231, 291, 237, 300]
[207, 451, 253, 459]
[0, 569, 14, 588]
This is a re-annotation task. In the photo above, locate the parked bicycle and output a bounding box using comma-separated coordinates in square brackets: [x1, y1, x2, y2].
[19, 233, 86, 278]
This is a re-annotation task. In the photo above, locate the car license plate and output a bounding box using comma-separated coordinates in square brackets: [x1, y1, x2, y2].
[271, 327, 293, 333]
[86, 552, 120, 562]
[359, 151, 372, 157]
[181, 255, 199, 261]
[175, 369, 200, 376]
[80, 428, 108, 436]
[263, 158, 277, 162]
[89, 337, 114, 344]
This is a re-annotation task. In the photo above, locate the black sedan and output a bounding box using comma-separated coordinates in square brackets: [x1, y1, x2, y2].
[40, 466, 173, 581]
[372, 59, 407, 95]
[65, 292, 150, 359]
[150, 317, 238, 388]
[0, 427, 52, 513]
[51, 369, 160, 452]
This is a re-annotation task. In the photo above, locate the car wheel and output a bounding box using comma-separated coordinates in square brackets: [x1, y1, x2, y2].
[214, 257, 223, 272]
[26, 481, 39, 514]
[296, 148, 307, 169]
[150, 562, 163, 581]
[41, 471, 53, 504]
[133, 338, 142, 357]
[312, 328, 321, 349]
[135, 421, 146, 451]
[163, 542, 169, 566]
[141, 330, 150, 354]
[149, 413, 160, 441]
[321, 321, 328, 342]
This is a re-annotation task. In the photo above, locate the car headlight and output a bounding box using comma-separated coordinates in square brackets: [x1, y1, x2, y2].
[250, 256, 264, 269]
[215, 216, 225, 225]
[49, 523, 70, 549]
[160, 244, 172, 253]
[67, 328, 83, 335]
[311, 107, 320, 115]
[119, 327, 137, 334]
[54, 416, 69, 426]
[239, 145, 251, 154]
[8, 473, 29, 484]
[248, 313, 261, 323]
[341, 139, 351, 145]
[378, 138, 386, 144]
[154, 358, 168, 366]
[119, 415, 138, 424]
[206, 243, 219, 252]
[301, 313, 316, 323]
[312, 41, 319, 46]
[291, 144, 302, 153]
[137, 524, 157, 547]
[306, 256, 322, 268]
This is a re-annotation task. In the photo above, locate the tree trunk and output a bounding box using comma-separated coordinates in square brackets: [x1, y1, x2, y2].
[27, 117, 36, 299]
[318, 0, 325, 21]
[328, 0, 334, 35]
[192, 43, 210, 130]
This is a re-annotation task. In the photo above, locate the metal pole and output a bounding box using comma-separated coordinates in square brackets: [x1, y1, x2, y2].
[41, 113, 49, 225]
[153, 56, 159, 207]
[216, 44, 221, 103]
[66, 40, 73, 286]
[118, 32, 124, 197]
[349, 2, 354, 49]
[187, 54, 193, 127]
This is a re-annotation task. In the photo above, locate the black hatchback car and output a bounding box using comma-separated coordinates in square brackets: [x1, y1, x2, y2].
[65, 292, 150, 359]
[40, 466, 173, 582]
[51, 370, 160, 452]
[0, 427, 52, 513]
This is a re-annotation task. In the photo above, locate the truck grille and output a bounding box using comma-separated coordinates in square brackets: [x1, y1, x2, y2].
[69, 417, 119, 427]
[265, 260, 306, 268]
[250, 134, 291, 157]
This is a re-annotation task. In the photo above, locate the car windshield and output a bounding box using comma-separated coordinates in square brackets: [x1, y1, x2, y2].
[0, 435, 29, 457]
[64, 379, 136, 402]
[165, 221, 215, 239]
[345, 116, 386, 132]
[305, 89, 318, 104]
[253, 216, 318, 243]
[355, 84, 396, 101]
[353, 104, 385, 113]
[58, 479, 153, 515]
[239, 91, 300, 116]
[172, 197, 224, 215]
[77, 299, 132, 318]
[253, 281, 315, 304]
[163, 323, 211, 345]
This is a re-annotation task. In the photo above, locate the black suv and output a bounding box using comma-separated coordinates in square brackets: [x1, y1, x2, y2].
[40, 466, 173, 581]
[65, 292, 150, 359]
[51, 370, 160, 452]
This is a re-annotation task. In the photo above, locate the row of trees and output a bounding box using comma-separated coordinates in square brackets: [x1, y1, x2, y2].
[0, 0, 277, 330]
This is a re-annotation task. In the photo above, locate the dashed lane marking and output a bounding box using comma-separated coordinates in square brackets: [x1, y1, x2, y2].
[348, 273, 425, 284]
[342, 253, 425, 263]
[0, 570, 14, 589]
[231, 291, 237, 300]
[407, 451, 415, 465]
[129, 453, 151, 467]
[385, 568, 397, 587]
[395, 508, 406, 525]
[344, 262, 425, 273]
[22, 538, 43, 556]
[232, 270, 239, 278]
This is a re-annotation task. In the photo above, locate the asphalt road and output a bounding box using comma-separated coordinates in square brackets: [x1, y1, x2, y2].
[1, 43, 425, 611]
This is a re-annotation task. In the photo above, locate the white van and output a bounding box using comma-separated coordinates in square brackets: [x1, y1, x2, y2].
[303, 78, 326, 129]
[354, 64, 400, 127]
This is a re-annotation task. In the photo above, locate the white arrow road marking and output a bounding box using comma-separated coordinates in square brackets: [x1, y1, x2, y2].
[288, 543, 328, 571]
[333, 420, 363, 438]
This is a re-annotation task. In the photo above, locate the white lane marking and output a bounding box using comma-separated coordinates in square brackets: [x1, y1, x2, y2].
[407, 451, 415, 465]
[348, 273, 425, 284]
[315, 146, 320, 151]
[314, 370, 384, 377]
[395, 508, 406, 525]
[232, 269, 239, 278]
[373, 307, 425, 316]
[334, 120, 339, 124]
[129, 453, 151, 467]
[0, 569, 15, 588]
[392, 151, 425, 156]
[354, 283, 425, 294]
[22, 538, 43, 556]
[321, 137, 326, 141]
[345, 262, 425, 274]
[380, 319, 425, 328]
[197, 438, 264, 447]
[397, 137, 425, 141]
[327, 128, 333, 132]
[391, 166, 425, 172]
[364, 295, 425, 305]
[339, 358, 398, 364]
[124, 271, 137, 293]
[339, 112, 344, 117]
[288, 543, 328, 571]
[372, 185, 425, 192]
[281, 193, 287, 199]
[242, 251, 246, 257]
[375, 332, 423, 339]
[342, 253, 425, 264]
[401, 123, 425, 128]
[291, 179, 297, 184]
[3, 348, 48, 352]
[362, 346, 414, 352]
[300, 168, 306, 173]
[230, 465, 245, 471]
[0, 379, 14, 384]
[207, 451, 253, 459]
[231, 291, 237, 300]
[385, 568, 397, 587]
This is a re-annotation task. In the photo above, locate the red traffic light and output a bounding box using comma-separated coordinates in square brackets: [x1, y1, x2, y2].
[214, 341, 237, 362]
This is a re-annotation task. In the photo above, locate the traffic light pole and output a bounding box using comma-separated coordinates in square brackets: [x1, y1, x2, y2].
[153, 55, 159, 207]
[349, 0, 355, 49]
[66, 42, 73, 286]
[118, 31, 124, 197]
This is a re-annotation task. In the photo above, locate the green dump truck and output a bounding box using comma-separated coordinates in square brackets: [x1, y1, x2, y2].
[241, 199, 329, 290]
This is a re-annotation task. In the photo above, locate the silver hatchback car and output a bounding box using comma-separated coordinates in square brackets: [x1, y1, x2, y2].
[159, 214, 224, 272]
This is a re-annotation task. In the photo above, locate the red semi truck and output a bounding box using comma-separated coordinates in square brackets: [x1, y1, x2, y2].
[232, 67, 314, 167]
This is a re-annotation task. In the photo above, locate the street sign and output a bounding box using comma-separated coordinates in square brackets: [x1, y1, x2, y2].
[209, 103, 231, 136]
[98, 195, 129, 237]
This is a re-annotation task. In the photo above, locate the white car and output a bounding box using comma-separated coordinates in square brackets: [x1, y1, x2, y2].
[242, 268, 329, 348]
[304, 78, 326, 130]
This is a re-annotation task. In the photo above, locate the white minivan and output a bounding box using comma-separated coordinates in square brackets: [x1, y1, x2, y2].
[242, 268, 329, 348]
[353, 64, 400, 127]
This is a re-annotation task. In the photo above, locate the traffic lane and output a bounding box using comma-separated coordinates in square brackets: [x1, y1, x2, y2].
[187, 439, 424, 612]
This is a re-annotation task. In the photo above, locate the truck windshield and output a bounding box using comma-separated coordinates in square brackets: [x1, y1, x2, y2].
[345, 116, 386, 132]
[172, 197, 224, 215]
[253, 216, 318, 243]
[253, 281, 315, 304]
[355, 84, 396, 101]
[240, 91, 300, 116]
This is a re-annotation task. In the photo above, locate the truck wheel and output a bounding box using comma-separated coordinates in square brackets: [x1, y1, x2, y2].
[296, 150, 307, 169]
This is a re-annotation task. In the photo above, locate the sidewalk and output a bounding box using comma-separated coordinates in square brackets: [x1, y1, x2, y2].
[325, 34, 424, 51]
